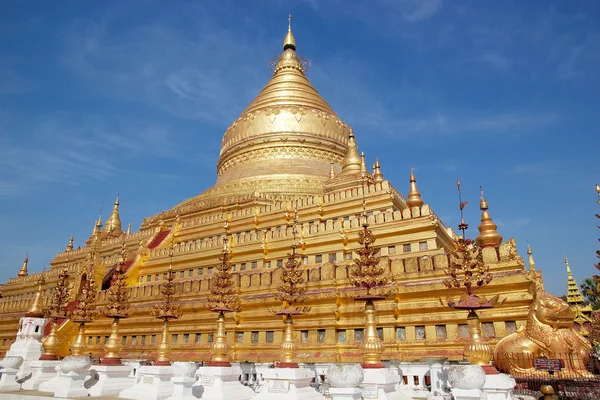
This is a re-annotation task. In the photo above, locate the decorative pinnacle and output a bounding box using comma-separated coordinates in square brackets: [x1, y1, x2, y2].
[565, 256, 572, 275]
[527, 243, 536, 271]
[283, 14, 296, 51]
[372, 158, 384, 184]
[456, 180, 469, 236]
[18, 254, 29, 277]
[406, 165, 424, 209]
[475, 185, 502, 248]
[596, 183, 600, 203]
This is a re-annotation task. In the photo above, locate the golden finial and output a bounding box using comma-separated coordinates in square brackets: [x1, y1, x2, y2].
[283, 14, 296, 51]
[340, 131, 362, 174]
[66, 235, 74, 252]
[126, 223, 131, 234]
[475, 186, 503, 248]
[527, 243, 536, 271]
[360, 151, 367, 174]
[406, 165, 424, 209]
[105, 195, 122, 235]
[25, 274, 45, 317]
[372, 158, 384, 184]
[329, 161, 336, 179]
[18, 254, 29, 277]
[596, 183, 600, 204]
[565, 256, 572, 275]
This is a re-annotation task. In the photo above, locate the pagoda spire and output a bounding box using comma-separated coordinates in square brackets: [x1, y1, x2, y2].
[527, 244, 536, 270]
[25, 275, 45, 317]
[283, 14, 296, 51]
[105, 195, 122, 235]
[360, 152, 367, 175]
[475, 187, 503, 248]
[18, 255, 28, 277]
[565, 257, 585, 305]
[329, 162, 336, 179]
[66, 235, 74, 252]
[406, 166, 424, 209]
[372, 158, 384, 184]
[340, 131, 362, 174]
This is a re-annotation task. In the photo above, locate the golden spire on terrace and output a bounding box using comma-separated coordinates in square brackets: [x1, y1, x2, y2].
[527, 243, 536, 271]
[105, 195, 122, 235]
[66, 235, 74, 252]
[18, 255, 28, 277]
[26, 274, 46, 317]
[340, 131, 362, 174]
[475, 187, 503, 248]
[283, 14, 296, 51]
[406, 166, 424, 208]
[372, 158, 384, 184]
[360, 151, 367, 174]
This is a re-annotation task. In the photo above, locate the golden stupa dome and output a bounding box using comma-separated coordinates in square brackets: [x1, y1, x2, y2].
[178, 18, 350, 208]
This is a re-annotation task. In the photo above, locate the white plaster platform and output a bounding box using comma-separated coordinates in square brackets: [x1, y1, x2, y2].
[52, 370, 90, 398]
[361, 368, 408, 400]
[451, 388, 483, 400]
[119, 365, 173, 400]
[329, 387, 363, 400]
[0, 368, 22, 391]
[88, 364, 135, 396]
[482, 373, 516, 400]
[37, 364, 62, 393]
[251, 367, 325, 400]
[195, 365, 254, 400]
[21, 360, 60, 391]
[166, 376, 196, 400]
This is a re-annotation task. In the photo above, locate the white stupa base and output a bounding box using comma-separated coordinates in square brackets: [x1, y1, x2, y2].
[451, 388, 483, 400]
[7, 340, 43, 362]
[482, 374, 516, 400]
[361, 368, 406, 400]
[195, 365, 254, 400]
[52, 370, 90, 398]
[37, 364, 62, 393]
[21, 360, 60, 390]
[119, 365, 173, 400]
[87, 364, 135, 396]
[0, 368, 21, 391]
[165, 377, 197, 400]
[251, 367, 325, 399]
[329, 387, 363, 400]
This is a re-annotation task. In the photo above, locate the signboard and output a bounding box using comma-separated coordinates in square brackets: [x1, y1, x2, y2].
[362, 384, 378, 399]
[201, 375, 215, 386]
[534, 358, 562, 372]
[142, 376, 154, 385]
[268, 380, 290, 393]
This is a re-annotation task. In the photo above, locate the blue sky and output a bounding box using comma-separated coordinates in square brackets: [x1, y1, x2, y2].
[0, 0, 598, 297]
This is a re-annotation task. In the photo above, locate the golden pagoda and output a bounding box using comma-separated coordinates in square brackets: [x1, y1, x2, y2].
[0, 19, 536, 363]
[564, 257, 593, 335]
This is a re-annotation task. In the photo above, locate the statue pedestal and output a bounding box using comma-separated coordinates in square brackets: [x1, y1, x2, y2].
[119, 365, 173, 400]
[195, 365, 254, 400]
[21, 360, 60, 390]
[329, 387, 363, 400]
[251, 367, 325, 399]
[482, 373, 515, 400]
[88, 365, 135, 396]
[165, 377, 196, 400]
[37, 364, 62, 393]
[450, 388, 483, 400]
[52, 370, 90, 398]
[361, 368, 403, 400]
[0, 368, 21, 391]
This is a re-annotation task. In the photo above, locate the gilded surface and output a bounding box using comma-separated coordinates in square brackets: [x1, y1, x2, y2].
[494, 291, 593, 377]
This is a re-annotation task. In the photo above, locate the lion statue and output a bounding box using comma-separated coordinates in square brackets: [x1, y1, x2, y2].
[494, 291, 592, 377]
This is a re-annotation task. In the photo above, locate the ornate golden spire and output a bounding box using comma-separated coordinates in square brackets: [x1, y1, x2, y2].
[126, 223, 131, 234]
[475, 187, 503, 248]
[372, 158, 384, 184]
[104, 196, 122, 235]
[340, 132, 362, 174]
[360, 151, 367, 175]
[527, 244, 536, 270]
[565, 257, 586, 305]
[329, 161, 336, 179]
[283, 14, 296, 51]
[66, 235, 74, 252]
[406, 167, 424, 208]
[25, 274, 45, 317]
[18, 255, 28, 277]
